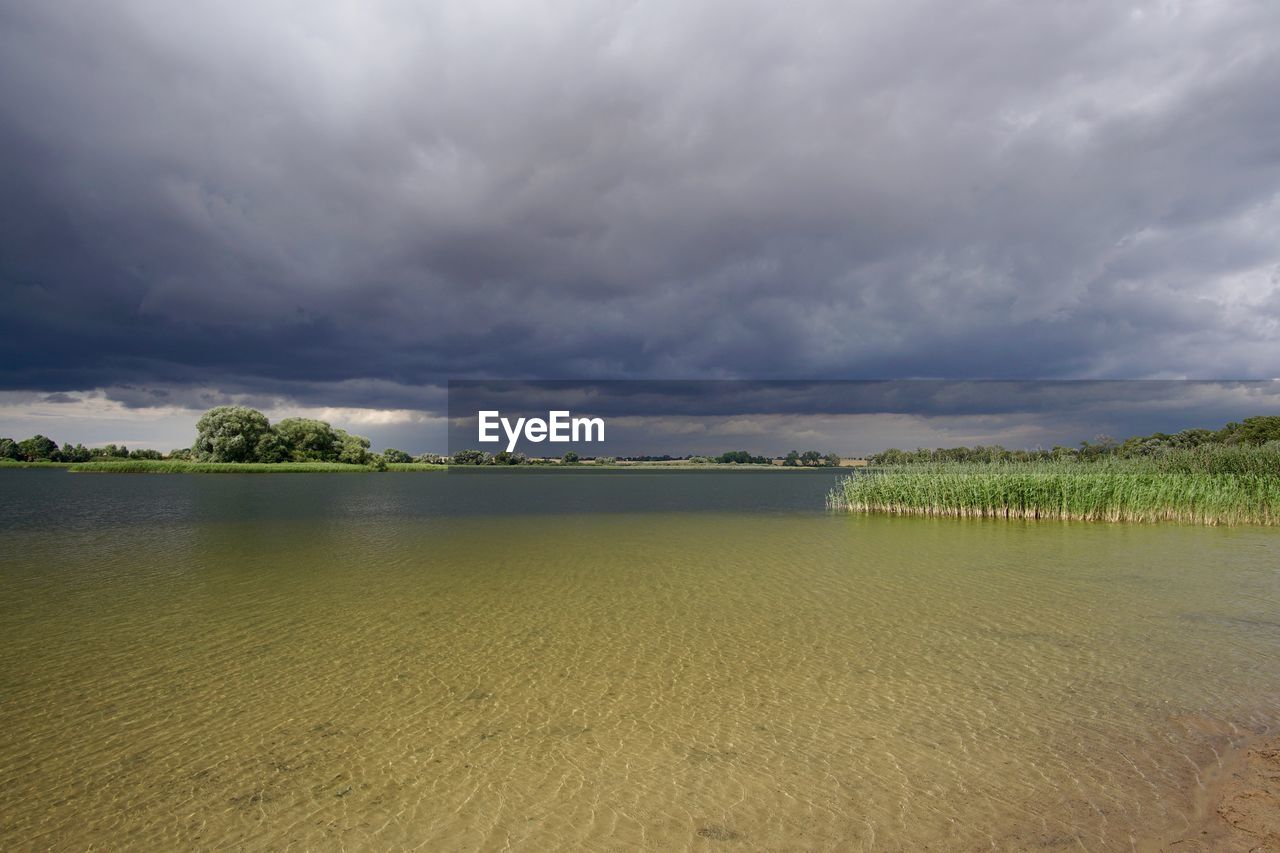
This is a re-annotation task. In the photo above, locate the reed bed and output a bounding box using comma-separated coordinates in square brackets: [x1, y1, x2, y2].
[828, 447, 1280, 525]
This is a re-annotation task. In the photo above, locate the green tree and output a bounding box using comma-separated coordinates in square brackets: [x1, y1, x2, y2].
[1229, 416, 1280, 446]
[451, 449, 488, 465]
[274, 417, 340, 461]
[1077, 435, 1118, 462]
[784, 450, 800, 467]
[1173, 428, 1216, 447]
[129, 448, 164, 460]
[383, 448, 413, 464]
[192, 406, 273, 462]
[61, 443, 91, 462]
[800, 450, 822, 466]
[254, 431, 288, 463]
[336, 430, 372, 465]
[562, 451, 580, 464]
[718, 450, 767, 464]
[17, 435, 59, 461]
[0, 438, 17, 460]
[824, 452, 842, 467]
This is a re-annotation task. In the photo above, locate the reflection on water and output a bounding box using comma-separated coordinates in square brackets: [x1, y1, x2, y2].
[1, 470, 1279, 850]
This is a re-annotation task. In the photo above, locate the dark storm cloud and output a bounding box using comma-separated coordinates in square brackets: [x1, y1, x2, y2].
[2, 0, 1279, 412]
[450, 379, 1280, 420]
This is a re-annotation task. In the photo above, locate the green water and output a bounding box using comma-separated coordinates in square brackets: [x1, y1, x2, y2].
[2, 469, 1279, 850]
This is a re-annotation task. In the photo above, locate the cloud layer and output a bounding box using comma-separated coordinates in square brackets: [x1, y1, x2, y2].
[446, 380, 1280, 455]
[2, 0, 1278, 437]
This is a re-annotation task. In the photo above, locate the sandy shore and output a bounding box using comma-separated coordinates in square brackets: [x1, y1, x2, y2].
[1156, 734, 1280, 851]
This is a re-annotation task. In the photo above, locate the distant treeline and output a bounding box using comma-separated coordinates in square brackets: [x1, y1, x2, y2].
[0, 406, 441, 469]
[449, 449, 586, 465]
[446, 448, 843, 465]
[0, 436, 164, 463]
[2, 407, 846, 469]
[869, 416, 1280, 465]
[619, 450, 842, 466]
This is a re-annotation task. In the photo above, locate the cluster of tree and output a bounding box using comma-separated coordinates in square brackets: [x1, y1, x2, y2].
[192, 406, 379, 464]
[682, 450, 840, 465]
[783, 450, 843, 467]
[869, 445, 1077, 465]
[1116, 416, 1280, 456]
[443, 449, 845, 466]
[437, 449, 848, 466]
[450, 449, 582, 465]
[868, 415, 1280, 465]
[377, 450, 448, 464]
[717, 450, 770, 464]
[1, 406, 409, 467]
[1, 435, 167, 463]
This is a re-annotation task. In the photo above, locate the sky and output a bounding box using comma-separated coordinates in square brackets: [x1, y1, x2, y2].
[1, 1, 1278, 453]
[446, 380, 1280, 457]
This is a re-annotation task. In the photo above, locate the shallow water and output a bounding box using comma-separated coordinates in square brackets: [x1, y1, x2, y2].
[2, 469, 1279, 850]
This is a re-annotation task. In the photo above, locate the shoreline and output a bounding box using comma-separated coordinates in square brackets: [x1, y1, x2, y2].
[0, 461, 850, 474]
[1153, 728, 1280, 851]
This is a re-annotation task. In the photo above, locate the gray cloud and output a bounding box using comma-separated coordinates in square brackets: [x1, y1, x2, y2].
[445, 379, 1280, 454]
[1, 0, 1278, 411]
[4, 380, 1279, 455]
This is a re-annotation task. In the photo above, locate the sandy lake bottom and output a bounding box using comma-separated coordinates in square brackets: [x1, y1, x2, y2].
[2, 470, 1278, 850]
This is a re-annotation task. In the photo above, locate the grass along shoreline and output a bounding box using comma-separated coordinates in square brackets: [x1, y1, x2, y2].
[0, 459, 446, 473]
[1, 459, 836, 474]
[68, 460, 447, 473]
[828, 446, 1280, 525]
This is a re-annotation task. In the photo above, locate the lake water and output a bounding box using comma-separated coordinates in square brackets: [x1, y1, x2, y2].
[2, 469, 1279, 850]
